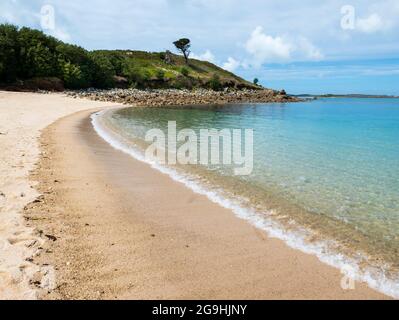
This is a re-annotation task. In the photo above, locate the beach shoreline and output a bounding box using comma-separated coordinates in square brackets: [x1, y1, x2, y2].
[26, 105, 387, 299]
[0, 91, 389, 299]
[0, 91, 121, 299]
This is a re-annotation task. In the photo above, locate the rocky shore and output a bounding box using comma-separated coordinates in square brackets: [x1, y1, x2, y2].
[66, 88, 300, 107]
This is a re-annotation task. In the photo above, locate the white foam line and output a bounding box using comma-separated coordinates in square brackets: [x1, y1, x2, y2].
[91, 109, 399, 299]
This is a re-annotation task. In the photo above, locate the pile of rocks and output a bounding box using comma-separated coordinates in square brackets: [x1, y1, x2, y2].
[66, 88, 300, 107]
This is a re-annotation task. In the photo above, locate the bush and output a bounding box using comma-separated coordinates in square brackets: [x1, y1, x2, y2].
[181, 67, 189, 77]
[172, 76, 193, 90]
[156, 69, 165, 80]
[59, 60, 86, 89]
[209, 74, 222, 91]
[123, 61, 152, 88]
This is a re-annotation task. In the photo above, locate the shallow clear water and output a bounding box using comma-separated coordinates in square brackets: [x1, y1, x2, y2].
[104, 98, 399, 274]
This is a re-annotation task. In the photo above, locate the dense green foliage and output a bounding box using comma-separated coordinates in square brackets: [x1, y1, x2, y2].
[0, 24, 20, 82]
[180, 67, 189, 77]
[0, 24, 115, 89]
[209, 74, 222, 91]
[0, 24, 256, 90]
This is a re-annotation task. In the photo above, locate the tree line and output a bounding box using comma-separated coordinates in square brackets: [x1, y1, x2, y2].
[0, 24, 124, 89]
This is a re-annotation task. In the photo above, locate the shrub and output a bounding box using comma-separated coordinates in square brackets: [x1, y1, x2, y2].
[209, 73, 222, 91]
[60, 60, 86, 89]
[173, 76, 193, 90]
[156, 69, 165, 80]
[181, 67, 189, 77]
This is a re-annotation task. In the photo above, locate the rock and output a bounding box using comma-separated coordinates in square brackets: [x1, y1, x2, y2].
[45, 234, 57, 241]
[30, 272, 43, 286]
[113, 76, 129, 89]
[164, 50, 174, 65]
[23, 77, 65, 92]
[66, 88, 300, 107]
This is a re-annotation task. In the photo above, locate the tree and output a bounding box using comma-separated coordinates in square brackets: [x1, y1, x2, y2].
[89, 52, 115, 88]
[253, 78, 259, 85]
[173, 38, 191, 64]
[0, 24, 19, 83]
[56, 43, 92, 86]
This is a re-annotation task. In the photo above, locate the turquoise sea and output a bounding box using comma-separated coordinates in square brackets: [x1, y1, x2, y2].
[93, 98, 399, 297]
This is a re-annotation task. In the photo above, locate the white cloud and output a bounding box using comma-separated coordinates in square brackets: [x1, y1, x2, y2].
[244, 26, 292, 65]
[243, 26, 323, 67]
[297, 36, 323, 60]
[356, 13, 392, 33]
[190, 49, 216, 63]
[222, 57, 240, 72]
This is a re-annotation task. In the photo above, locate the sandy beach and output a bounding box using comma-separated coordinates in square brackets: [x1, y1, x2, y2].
[0, 91, 388, 299]
[0, 91, 119, 299]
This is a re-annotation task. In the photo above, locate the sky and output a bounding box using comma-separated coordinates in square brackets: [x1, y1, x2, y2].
[1, 0, 399, 95]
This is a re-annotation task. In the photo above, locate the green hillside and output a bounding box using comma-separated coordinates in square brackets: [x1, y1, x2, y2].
[0, 24, 257, 91]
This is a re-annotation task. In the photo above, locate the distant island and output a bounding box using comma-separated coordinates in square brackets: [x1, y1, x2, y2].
[293, 94, 399, 99]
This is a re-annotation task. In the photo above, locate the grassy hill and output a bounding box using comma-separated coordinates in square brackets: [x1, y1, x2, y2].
[95, 50, 257, 90]
[0, 24, 257, 91]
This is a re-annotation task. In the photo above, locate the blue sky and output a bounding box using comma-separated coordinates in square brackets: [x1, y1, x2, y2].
[1, 0, 399, 94]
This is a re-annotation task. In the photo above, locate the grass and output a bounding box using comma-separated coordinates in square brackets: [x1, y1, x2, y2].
[94, 50, 258, 90]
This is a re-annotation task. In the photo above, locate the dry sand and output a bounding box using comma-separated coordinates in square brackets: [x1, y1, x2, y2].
[0, 91, 119, 299]
[27, 108, 387, 299]
[0, 91, 388, 299]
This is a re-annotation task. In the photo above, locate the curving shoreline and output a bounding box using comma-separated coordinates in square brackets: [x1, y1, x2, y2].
[0, 91, 390, 299]
[26, 107, 386, 299]
[93, 107, 399, 299]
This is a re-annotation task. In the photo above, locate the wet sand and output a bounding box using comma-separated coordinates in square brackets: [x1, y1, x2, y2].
[27, 108, 388, 299]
